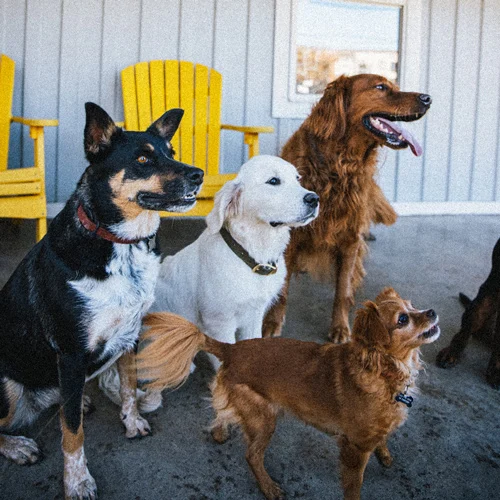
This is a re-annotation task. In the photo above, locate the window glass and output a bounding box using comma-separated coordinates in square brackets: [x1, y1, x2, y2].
[296, 0, 401, 95]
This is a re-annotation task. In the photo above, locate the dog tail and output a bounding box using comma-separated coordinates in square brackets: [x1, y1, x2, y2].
[135, 312, 228, 391]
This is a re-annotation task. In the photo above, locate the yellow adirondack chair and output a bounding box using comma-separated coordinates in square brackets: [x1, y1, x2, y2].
[120, 60, 274, 216]
[0, 54, 58, 241]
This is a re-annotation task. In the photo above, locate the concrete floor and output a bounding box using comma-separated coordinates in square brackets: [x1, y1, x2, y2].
[0, 215, 499, 500]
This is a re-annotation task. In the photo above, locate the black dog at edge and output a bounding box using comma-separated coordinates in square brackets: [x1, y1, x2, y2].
[437, 238, 500, 389]
[0, 103, 203, 499]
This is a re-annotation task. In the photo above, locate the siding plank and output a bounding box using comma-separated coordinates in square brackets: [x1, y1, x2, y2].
[100, 0, 141, 122]
[472, 0, 500, 201]
[448, 0, 481, 201]
[245, 0, 279, 159]
[139, 0, 180, 61]
[213, 0, 248, 172]
[57, 0, 103, 201]
[421, 0, 457, 201]
[179, 0, 215, 67]
[22, 0, 62, 202]
[395, 0, 430, 202]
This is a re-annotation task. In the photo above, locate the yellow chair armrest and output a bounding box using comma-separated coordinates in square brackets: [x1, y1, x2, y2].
[11, 116, 59, 127]
[115, 121, 125, 128]
[220, 124, 274, 134]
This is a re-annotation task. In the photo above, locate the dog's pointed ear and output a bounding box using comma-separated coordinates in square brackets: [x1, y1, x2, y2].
[205, 180, 242, 234]
[308, 75, 350, 141]
[84, 102, 118, 162]
[147, 108, 184, 143]
[375, 287, 400, 304]
[353, 301, 390, 347]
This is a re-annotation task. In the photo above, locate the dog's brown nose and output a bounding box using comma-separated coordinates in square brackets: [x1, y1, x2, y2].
[418, 94, 432, 107]
[304, 192, 319, 208]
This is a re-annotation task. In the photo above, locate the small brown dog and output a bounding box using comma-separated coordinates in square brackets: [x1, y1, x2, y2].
[136, 288, 440, 500]
[263, 74, 432, 343]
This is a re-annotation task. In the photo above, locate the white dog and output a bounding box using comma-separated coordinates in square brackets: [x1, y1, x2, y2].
[99, 155, 318, 407]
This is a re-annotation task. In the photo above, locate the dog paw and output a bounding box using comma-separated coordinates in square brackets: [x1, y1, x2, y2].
[375, 446, 393, 468]
[82, 395, 95, 415]
[329, 325, 351, 344]
[0, 435, 41, 465]
[261, 481, 285, 500]
[436, 346, 460, 368]
[122, 413, 152, 439]
[211, 425, 229, 444]
[65, 469, 97, 500]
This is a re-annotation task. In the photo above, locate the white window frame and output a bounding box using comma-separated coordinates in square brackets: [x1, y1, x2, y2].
[272, 0, 424, 118]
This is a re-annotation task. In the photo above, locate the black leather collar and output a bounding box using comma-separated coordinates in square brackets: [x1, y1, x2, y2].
[219, 226, 278, 276]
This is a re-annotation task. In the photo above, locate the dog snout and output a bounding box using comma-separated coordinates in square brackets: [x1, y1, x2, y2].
[187, 167, 204, 185]
[303, 192, 319, 209]
[418, 94, 432, 107]
[426, 309, 437, 320]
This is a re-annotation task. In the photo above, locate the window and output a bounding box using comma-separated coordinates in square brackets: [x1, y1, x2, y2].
[273, 0, 423, 118]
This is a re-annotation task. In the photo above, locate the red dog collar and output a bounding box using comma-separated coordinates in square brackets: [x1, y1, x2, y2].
[77, 204, 143, 245]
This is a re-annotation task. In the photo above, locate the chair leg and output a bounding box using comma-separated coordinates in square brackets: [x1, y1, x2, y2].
[36, 217, 47, 241]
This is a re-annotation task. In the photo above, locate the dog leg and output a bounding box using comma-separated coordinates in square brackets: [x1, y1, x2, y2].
[374, 440, 393, 468]
[238, 307, 267, 341]
[330, 240, 361, 343]
[117, 352, 152, 439]
[59, 353, 97, 500]
[262, 274, 291, 338]
[437, 288, 498, 369]
[338, 436, 371, 500]
[241, 402, 282, 499]
[486, 298, 500, 389]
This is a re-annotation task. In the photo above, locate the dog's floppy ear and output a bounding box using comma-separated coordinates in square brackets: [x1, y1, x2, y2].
[353, 301, 390, 347]
[147, 108, 184, 143]
[84, 102, 118, 162]
[205, 179, 242, 234]
[308, 75, 350, 141]
[375, 287, 400, 304]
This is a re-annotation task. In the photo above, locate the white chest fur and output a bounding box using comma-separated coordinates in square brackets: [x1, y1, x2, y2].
[70, 242, 159, 357]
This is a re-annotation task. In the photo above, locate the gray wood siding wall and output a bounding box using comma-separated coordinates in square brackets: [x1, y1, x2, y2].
[1, 0, 499, 205]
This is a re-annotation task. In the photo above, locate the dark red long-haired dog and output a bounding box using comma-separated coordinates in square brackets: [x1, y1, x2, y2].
[263, 74, 432, 342]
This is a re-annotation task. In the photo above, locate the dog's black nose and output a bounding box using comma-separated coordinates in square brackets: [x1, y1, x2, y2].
[304, 192, 319, 208]
[426, 309, 437, 319]
[418, 94, 432, 106]
[188, 168, 204, 185]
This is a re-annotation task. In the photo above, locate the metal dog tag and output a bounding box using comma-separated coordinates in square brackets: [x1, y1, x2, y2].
[395, 393, 414, 408]
[252, 263, 278, 276]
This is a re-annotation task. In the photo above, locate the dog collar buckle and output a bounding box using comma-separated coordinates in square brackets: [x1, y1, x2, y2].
[395, 393, 414, 408]
[252, 263, 278, 276]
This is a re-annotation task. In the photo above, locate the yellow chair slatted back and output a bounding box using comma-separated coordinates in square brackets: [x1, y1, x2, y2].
[121, 60, 222, 177]
[0, 54, 15, 172]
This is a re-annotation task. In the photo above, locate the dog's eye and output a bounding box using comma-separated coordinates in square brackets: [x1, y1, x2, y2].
[398, 313, 409, 326]
[375, 84, 388, 91]
[267, 177, 281, 186]
[137, 156, 149, 164]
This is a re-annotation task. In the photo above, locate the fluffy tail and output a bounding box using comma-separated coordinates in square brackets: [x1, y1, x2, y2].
[136, 312, 227, 391]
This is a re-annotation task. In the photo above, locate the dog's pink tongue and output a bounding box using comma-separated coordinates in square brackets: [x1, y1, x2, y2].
[377, 117, 423, 157]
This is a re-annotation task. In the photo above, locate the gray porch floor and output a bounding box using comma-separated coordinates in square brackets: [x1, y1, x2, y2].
[0, 215, 499, 500]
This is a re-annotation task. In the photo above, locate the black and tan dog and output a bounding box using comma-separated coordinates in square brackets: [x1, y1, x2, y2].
[437, 238, 500, 389]
[0, 103, 203, 499]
